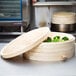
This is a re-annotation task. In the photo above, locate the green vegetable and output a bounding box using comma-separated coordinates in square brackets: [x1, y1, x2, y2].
[53, 36, 60, 40]
[43, 36, 69, 42]
[52, 36, 60, 42]
[62, 36, 69, 41]
[43, 37, 52, 42]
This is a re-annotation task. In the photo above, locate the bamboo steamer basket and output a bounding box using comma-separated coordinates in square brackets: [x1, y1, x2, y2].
[0, 27, 75, 61]
[23, 32, 75, 61]
[51, 12, 76, 32]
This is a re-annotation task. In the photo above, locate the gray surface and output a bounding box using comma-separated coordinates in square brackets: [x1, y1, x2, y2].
[0, 43, 76, 76]
[33, 2, 76, 6]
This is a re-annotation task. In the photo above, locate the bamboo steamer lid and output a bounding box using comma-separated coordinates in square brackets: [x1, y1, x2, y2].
[0, 27, 50, 59]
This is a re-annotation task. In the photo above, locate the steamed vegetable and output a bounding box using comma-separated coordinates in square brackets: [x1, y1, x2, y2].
[43, 37, 52, 42]
[52, 36, 60, 42]
[62, 36, 69, 41]
[43, 36, 69, 42]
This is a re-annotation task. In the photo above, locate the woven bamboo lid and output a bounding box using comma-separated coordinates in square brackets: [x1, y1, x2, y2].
[0, 27, 50, 59]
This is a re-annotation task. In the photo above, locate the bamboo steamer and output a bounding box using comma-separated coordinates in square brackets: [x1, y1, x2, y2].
[23, 32, 75, 61]
[51, 12, 76, 32]
[0, 27, 75, 61]
[52, 12, 76, 24]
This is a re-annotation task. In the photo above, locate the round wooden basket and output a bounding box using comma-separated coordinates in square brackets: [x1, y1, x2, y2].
[23, 32, 75, 61]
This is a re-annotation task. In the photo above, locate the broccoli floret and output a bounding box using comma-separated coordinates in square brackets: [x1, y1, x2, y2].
[43, 36, 69, 42]
[53, 36, 60, 40]
[44, 37, 52, 42]
[62, 36, 69, 41]
[52, 36, 60, 42]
